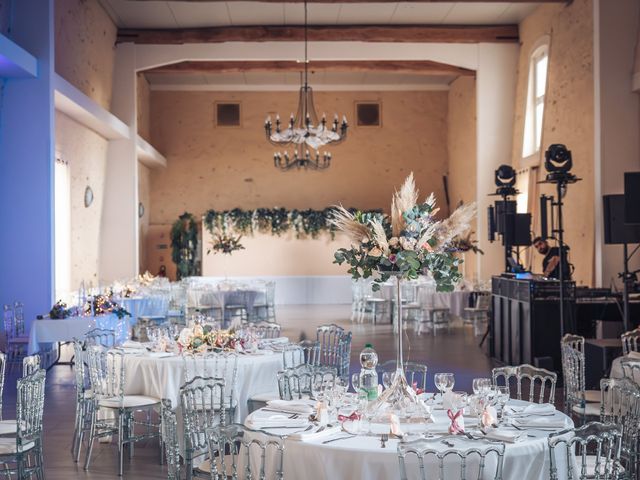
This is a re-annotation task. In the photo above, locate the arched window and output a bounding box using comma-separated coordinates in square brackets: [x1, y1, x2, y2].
[522, 39, 550, 158]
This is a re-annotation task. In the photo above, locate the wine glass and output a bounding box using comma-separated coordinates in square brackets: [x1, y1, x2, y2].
[434, 373, 447, 398]
[472, 378, 491, 396]
[351, 373, 361, 394]
[440, 373, 455, 393]
[494, 386, 510, 422]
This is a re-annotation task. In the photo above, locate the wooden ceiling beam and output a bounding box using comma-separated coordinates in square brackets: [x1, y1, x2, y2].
[143, 60, 475, 76]
[118, 24, 519, 44]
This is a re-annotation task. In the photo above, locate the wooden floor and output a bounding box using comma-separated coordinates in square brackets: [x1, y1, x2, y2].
[7, 304, 497, 479]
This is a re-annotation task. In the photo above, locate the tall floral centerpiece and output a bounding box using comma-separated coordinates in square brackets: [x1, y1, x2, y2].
[331, 173, 475, 419]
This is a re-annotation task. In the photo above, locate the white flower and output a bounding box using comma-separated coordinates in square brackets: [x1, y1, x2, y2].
[399, 237, 417, 251]
[177, 327, 193, 347]
[369, 247, 383, 257]
[389, 237, 400, 247]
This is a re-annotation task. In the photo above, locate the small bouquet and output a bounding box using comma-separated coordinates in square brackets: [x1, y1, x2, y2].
[85, 294, 131, 319]
[208, 229, 245, 255]
[49, 300, 76, 319]
[449, 231, 484, 255]
[176, 324, 247, 353]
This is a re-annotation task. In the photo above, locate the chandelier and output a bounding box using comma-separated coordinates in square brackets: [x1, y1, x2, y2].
[264, 0, 348, 171]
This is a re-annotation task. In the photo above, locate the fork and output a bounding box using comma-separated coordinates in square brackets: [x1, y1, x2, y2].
[380, 433, 389, 448]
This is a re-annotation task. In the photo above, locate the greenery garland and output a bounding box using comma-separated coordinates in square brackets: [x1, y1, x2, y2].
[203, 207, 383, 240]
[171, 212, 200, 279]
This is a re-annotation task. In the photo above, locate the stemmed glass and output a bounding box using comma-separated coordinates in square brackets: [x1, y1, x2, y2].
[472, 378, 492, 396]
[494, 386, 510, 423]
[434, 373, 455, 399]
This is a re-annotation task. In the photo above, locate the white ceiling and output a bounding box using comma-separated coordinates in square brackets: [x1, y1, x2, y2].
[100, 1, 540, 28]
[144, 69, 459, 91]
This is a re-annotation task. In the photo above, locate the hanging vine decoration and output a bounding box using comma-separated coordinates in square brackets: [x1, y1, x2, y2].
[170, 212, 200, 279]
[203, 207, 383, 240]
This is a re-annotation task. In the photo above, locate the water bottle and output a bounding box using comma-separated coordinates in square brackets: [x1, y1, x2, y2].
[358, 344, 379, 401]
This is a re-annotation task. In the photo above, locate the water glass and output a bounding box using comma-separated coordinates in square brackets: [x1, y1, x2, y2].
[351, 372, 360, 394]
[494, 386, 510, 421]
[434, 373, 455, 397]
[472, 378, 492, 396]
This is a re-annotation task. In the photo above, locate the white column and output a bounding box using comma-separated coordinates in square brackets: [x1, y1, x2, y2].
[593, 0, 640, 288]
[475, 43, 520, 280]
[99, 43, 139, 282]
[0, 0, 54, 330]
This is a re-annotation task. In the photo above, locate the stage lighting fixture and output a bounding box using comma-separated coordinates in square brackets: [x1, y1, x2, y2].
[494, 164, 517, 196]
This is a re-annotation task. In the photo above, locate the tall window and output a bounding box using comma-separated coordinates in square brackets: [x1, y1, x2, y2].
[522, 43, 549, 158]
[54, 156, 71, 302]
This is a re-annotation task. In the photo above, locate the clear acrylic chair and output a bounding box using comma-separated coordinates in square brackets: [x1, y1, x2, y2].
[621, 327, 640, 355]
[621, 359, 640, 384]
[180, 376, 226, 480]
[206, 423, 285, 480]
[71, 340, 92, 462]
[182, 351, 239, 420]
[562, 344, 600, 422]
[548, 422, 624, 480]
[22, 355, 40, 377]
[282, 340, 321, 369]
[160, 399, 181, 480]
[4, 303, 28, 374]
[397, 438, 505, 480]
[0, 369, 46, 480]
[83, 346, 161, 476]
[277, 364, 337, 401]
[492, 364, 557, 404]
[379, 360, 428, 392]
[84, 328, 116, 347]
[249, 321, 281, 339]
[316, 324, 352, 381]
[600, 377, 640, 477]
[253, 281, 276, 323]
[463, 292, 491, 336]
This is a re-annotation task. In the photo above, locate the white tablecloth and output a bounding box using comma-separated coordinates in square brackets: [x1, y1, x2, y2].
[419, 290, 472, 317]
[120, 296, 169, 325]
[121, 351, 283, 421]
[27, 314, 127, 354]
[244, 399, 574, 480]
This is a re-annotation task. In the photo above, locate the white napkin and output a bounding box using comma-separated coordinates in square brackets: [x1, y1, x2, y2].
[288, 425, 342, 442]
[482, 428, 526, 443]
[513, 417, 566, 428]
[246, 415, 309, 430]
[122, 340, 144, 349]
[522, 403, 556, 415]
[266, 400, 314, 414]
[628, 351, 640, 360]
[146, 352, 174, 358]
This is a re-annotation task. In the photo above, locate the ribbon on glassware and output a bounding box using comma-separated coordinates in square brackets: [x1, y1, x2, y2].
[447, 409, 465, 434]
[337, 412, 361, 423]
[481, 405, 497, 428]
[412, 382, 424, 395]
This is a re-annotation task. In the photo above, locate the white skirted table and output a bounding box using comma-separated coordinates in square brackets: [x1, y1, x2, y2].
[243, 399, 574, 480]
[27, 313, 128, 355]
[120, 296, 169, 325]
[610, 351, 640, 381]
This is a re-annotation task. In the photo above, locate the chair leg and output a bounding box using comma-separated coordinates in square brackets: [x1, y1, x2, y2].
[83, 405, 97, 471]
[118, 411, 125, 476]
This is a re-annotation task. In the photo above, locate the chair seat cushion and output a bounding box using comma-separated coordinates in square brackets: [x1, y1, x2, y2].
[100, 395, 160, 409]
[0, 437, 34, 454]
[572, 402, 600, 417]
[0, 420, 17, 436]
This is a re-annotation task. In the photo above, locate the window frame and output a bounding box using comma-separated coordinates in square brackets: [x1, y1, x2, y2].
[521, 37, 550, 165]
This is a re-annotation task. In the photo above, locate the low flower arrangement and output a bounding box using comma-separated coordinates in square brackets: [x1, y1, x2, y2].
[49, 301, 76, 319]
[331, 173, 476, 291]
[176, 324, 249, 353]
[208, 229, 245, 255]
[84, 294, 131, 319]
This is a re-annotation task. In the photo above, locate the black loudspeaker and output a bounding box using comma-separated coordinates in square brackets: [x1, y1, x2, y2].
[540, 195, 549, 240]
[504, 213, 532, 246]
[487, 205, 495, 242]
[624, 172, 640, 224]
[495, 201, 517, 234]
[603, 194, 640, 245]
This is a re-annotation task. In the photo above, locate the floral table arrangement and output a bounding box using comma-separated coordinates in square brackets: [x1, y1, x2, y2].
[331, 172, 475, 421]
[176, 324, 254, 353]
[84, 294, 131, 319]
[208, 229, 245, 255]
[49, 301, 77, 319]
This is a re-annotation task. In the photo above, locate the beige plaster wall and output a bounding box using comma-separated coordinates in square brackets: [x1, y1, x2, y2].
[137, 74, 151, 142]
[512, 0, 594, 286]
[447, 76, 478, 282]
[55, 0, 117, 110]
[138, 163, 151, 274]
[149, 90, 450, 225]
[55, 112, 108, 290]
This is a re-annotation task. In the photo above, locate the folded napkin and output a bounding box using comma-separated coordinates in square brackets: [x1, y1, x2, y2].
[482, 428, 526, 443]
[122, 340, 145, 349]
[245, 415, 309, 430]
[628, 351, 640, 360]
[288, 425, 342, 442]
[266, 400, 314, 414]
[146, 352, 174, 358]
[512, 417, 566, 428]
[522, 403, 556, 415]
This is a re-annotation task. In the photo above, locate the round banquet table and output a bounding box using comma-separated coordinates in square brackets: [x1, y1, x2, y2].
[120, 350, 283, 421]
[244, 399, 574, 480]
[609, 351, 640, 381]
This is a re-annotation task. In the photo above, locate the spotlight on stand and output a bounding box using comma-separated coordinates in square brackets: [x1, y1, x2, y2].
[544, 144, 576, 183]
[494, 164, 517, 196]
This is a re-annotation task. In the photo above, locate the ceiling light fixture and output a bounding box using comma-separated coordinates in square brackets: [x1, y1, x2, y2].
[264, 0, 348, 171]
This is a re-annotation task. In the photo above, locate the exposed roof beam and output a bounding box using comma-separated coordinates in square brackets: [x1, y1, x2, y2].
[118, 24, 518, 44]
[144, 60, 475, 76]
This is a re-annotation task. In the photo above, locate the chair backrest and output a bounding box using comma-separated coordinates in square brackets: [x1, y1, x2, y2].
[397, 439, 505, 480]
[206, 423, 285, 480]
[475, 292, 492, 310]
[277, 364, 337, 401]
[620, 359, 640, 385]
[621, 327, 640, 355]
[316, 324, 351, 380]
[161, 399, 181, 480]
[282, 340, 320, 369]
[561, 333, 585, 353]
[379, 360, 428, 392]
[561, 344, 585, 407]
[3, 304, 14, 339]
[85, 345, 125, 402]
[13, 302, 25, 336]
[251, 321, 281, 339]
[22, 354, 41, 377]
[16, 369, 46, 450]
[492, 364, 557, 404]
[72, 340, 88, 395]
[548, 422, 623, 480]
[0, 352, 6, 420]
[180, 376, 226, 456]
[182, 351, 238, 408]
[84, 328, 116, 348]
